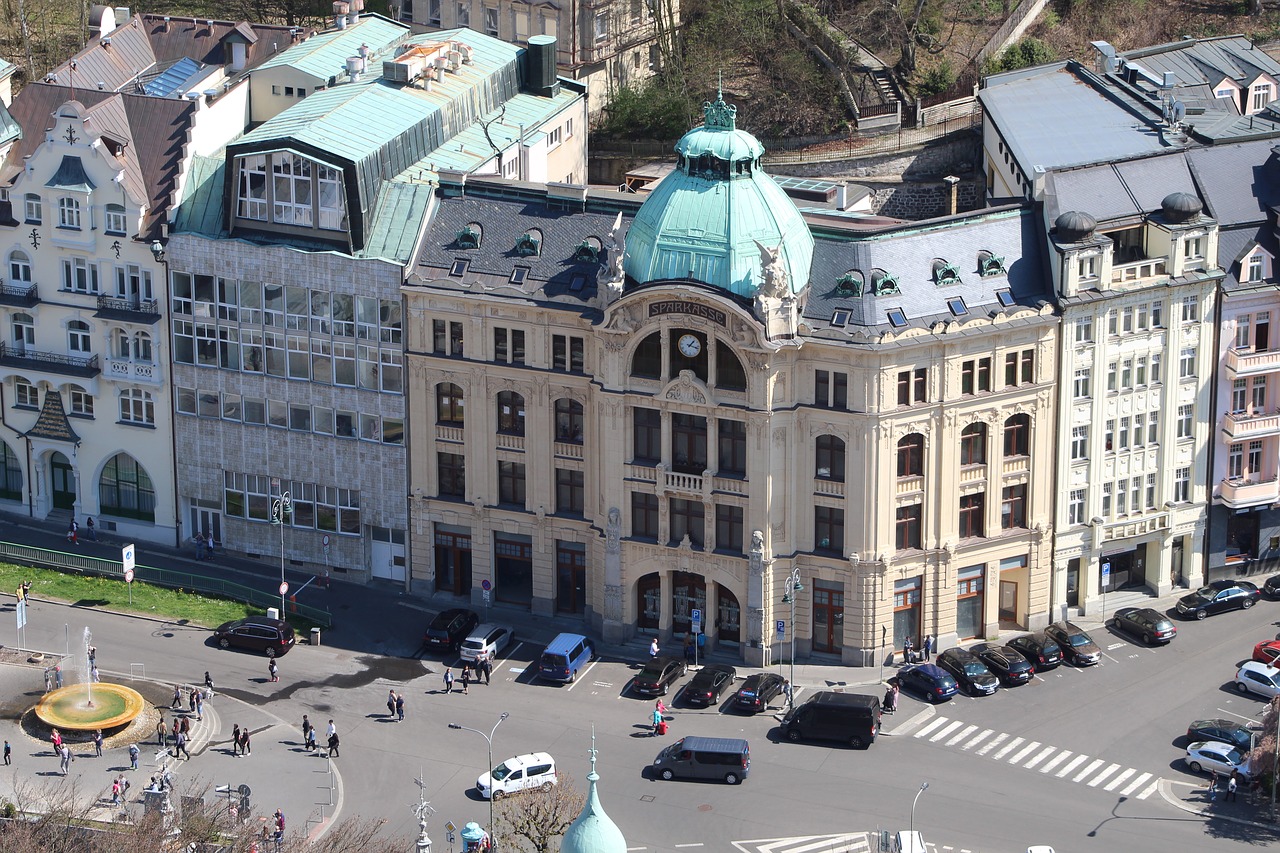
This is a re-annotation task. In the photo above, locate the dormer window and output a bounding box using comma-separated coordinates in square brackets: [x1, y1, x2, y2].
[456, 224, 482, 249]
[835, 271, 862, 297]
[977, 250, 1005, 276]
[510, 267, 529, 284]
[871, 269, 899, 296]
[932, 259, 961, 286]
[1247, 252, 1266, 283]
[24, 194, 41, 224]
[515, 229, 542, 257]
[947, 297, 968, 317]
[450, 259, 469, 277]
[995, 288, 1015, 307]
[886, 308, 908, 328]
[574, 238, 600, 263]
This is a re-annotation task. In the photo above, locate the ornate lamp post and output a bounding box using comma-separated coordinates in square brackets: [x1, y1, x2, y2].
[271, 491, 292, 616]
[449, 712, 509, 845]
[780, 567, 803, 711]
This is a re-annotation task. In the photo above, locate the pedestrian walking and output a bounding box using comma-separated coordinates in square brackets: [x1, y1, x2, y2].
[195, 692, 204, 722]
[87, 645, 96, 668]
[301, 716, 315, 750]
[1208, 770, 1219, 801]
[180, 716, 190, 736]
[91, 666, 100, 683]
[85, 516, 97, 541]
[51, 727, 62, 752]
[387, 689, 396, 718]
[783, 679, 793, 706]
[59, 744, 71, 775]
[232, 724, 242, 755]
[157, 718, 167, 747]
[268, 659, 278, 683]
[443, 667, 454, 694]
[326, 720, 339, 757]
[66, 520, 78, 545]
[395, 693, 405, 721]
[128, 742, 139, 770]
[204, 671, 215, 698]
[172, 720, 180, 743]
[174, 730, 190, 760]
[4, 740, 11, 766]
[651, 706, 663, 736]
[461, 664, 471, 694]
[206, 532, 216, 559]
[171, 685, 182, 709]
[923, 634, 934, 661]
[189, 687, 199, 713]
[649, 637, 660, 658]
[240, 727, 251, 756]
[116, 773, 130, 801]
[481, 652, 492, 685]
[54, 665, 62, 688]
[274, 808, 286, 848]
[903, 636, 915, 664]
[195, 534, 207, 561]
[883, 681, 900, 714]
[1228, 771, 1239, 802]
[93, 729, 103, 757]
[111, 778, 121, 805]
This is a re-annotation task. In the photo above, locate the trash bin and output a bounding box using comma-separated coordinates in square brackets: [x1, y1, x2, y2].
[310, 627, 321, 646]
[266, 607, 280, 621]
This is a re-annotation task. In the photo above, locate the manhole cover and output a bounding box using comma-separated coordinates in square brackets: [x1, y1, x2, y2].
[698, 804, 712, 812]
[640, 795, 655, 803]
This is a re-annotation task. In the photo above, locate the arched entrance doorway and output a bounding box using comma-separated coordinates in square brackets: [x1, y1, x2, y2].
[716, 584, 741, 644]
[637, 572, 660, 631]
[50, 452, 75, 510]
[671, 571, 706, 637]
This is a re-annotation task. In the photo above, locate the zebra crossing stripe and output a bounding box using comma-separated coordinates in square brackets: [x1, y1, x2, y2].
[930, 720, 964, 742]
[1009, 741, 1041, 764]
[1104, 768, 1136, 791]
[1135, 780, 1159, 800]
[946, 725, 979, 747]
[914, 717, 948, 739]
[993, 737, 1025, 761]
[1073, 758, 1105, 782]
[1120, 772, 1152, 796]
[962, 729, 994, 751]
[1087, 763, 1122, 787]
[1023, 746, 1056, 770]
[1039, 750, 1071, 774]
[978, 732, 1009, 756]
[1056, 754, 1088, 778]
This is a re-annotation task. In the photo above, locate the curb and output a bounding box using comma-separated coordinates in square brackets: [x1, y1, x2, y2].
[879, 704, 934, 737]
[1157, 777, 1278, 829]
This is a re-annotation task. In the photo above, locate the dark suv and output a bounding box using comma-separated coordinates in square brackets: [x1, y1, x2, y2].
[970, 643, 1034, 686]
[633, 657, 687, 696]
[1007, 632, 1063, 672]
[936, 648, 1000, 696]
[423, 608, 480, 652]
[1044, 621, 1101, 666]
[213, 616, 296, 657]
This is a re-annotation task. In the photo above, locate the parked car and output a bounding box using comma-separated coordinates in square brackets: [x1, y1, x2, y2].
[461, 623, 514, 663]
[633, 657, 687, 696]
[897, 664, 959, 704]
[1007, 632, 1063, 672]
[780, 692, 881, 749]
[476, 752, 557, 800]
[683, 664, 737, 706]
[1253, 640, 1280, 665]
[1185, 741, 1253, 778]
[1109, 607, 1177, 645]
[970, 643, 1034, 686]
[1186, 719, 1255, 752]
[1235, 660, 1280, 699]
[936, 648, 1000, 696]
[733, 673, 786, 713]
[213, 616, 296, 657]
[1044, 621, 1101, 666]
[537, 633, 595, 683]
[1176, 580, 1261, 620]
[1264, 574, 1280, 599]
[423, 608, 480, 652]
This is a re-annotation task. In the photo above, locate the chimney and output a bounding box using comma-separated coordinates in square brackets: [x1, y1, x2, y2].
[524, 35, 559, 98]
[333, 1, 349, 28]
[101, 36, 111, 48]
[943, 175, 960, 216]
[163, 16, 170, 32]
[115, 6, 130, 24]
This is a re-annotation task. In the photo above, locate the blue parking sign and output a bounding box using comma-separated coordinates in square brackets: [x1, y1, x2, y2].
[776, 620, 786, 637]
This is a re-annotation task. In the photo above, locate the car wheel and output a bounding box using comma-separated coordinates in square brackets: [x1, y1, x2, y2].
[492, 790, 505, 801]
[661, 684, 668, 696]
[926, 692, 938, 704]
[1244, 598, 1256, 609]
[1236, 681, 1251, 694]
[660, 769, 674, 781]
[1143, 634, 1153, 646]
[218, 638, 230, 649]
[1195, 609, 1207, 620]
[724, 772, 740, 785]
[266, 646, 276, 658]
[568, 669, 576, 684]
[786, 729, 802, 743]
[540, 782, 553, 792]
[849, 736, 864, 749]
[1189, 761, 1203, 773]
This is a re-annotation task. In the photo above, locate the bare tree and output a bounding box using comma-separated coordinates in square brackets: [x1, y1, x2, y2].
[493, 778, 586, 853]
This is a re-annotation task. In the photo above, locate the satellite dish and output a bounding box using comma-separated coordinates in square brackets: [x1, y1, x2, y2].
[1172, 101, 1186, 123]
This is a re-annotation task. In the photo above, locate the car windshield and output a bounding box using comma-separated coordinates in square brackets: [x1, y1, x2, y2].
[1194, 586, 1216, 597]
[1067, 633, 1091, 647]
[962, 661, 988, 676]
[463, 640, 483, 649]
[491, 762, 513, 781]
[1225, 748, 1244, 764]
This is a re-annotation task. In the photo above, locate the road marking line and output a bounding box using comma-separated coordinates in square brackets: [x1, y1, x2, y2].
[1023, 745, 1056, 770]
[1217, 707, 1258, 722]
[993, 736, 1024, 761]
[674, 845, 704, 849]
[1009, 740, 1041, 764]
[1057, 754, 1088, 778]
[1087, 763, 1122, 787]
[627, 848, 647, 851]
[946, 724, 978, 747]
[961, 729, 994, 751]
[1106, 642, 1126, 651]
[1136, 780, 1159, 800]
[493, 641, 523, 671]
[978, 732, 1008, 756]
[565, 660, 600, 692]
[914, 717, 949, 739]
[1072, 758, 1104, 782]
[776, 838, 861, 853]
[1040, 750, 1071, 774]
[930, 720, 964, 742]
[1101, 652, 1120, 663]
[1104, 768, 1137, 791]
[1121, 772, 1153, 796]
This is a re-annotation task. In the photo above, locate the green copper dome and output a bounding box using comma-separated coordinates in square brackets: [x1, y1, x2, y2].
[560, 749, 626, 853]
[623, 92, 814, 299]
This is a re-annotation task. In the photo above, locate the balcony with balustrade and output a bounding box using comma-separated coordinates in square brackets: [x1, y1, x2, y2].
[103, 358, 162, 385]
[95, 295, 160, 324]
[0, 343, 99, 378]
[1222, 409, 1280, 441]
[1110, 258, 1167, 286]
[1225, 346, 1280, 380]
[1218, 477, 1280, 508]
[0, 282, 39, 308]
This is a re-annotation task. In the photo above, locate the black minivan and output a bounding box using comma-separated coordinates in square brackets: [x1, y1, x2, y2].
[779, 691, 881, 749]
[652, 736, 750, 784]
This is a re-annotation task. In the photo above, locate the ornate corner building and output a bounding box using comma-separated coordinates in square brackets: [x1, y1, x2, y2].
[405, 92, 1058, 666]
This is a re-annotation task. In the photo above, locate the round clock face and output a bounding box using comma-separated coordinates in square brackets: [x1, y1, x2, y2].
[678, 334, 702, 358]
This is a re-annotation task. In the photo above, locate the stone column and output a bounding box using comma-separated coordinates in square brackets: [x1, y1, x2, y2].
[744, 530, 768, 667]
[658, 570, 672, 641]
[602, 507, 626, 643]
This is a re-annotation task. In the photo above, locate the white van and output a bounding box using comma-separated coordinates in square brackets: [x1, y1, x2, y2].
[476, 752, 557, 800]
[894, 831, 927, 853]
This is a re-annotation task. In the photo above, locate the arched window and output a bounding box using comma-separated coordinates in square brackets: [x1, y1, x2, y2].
[960, 423, 987, 466]
[815, 435, 846, 481]
[436, 383, 464, 425]
[67, 384, 93, 416]
[99, 452, 155, 521]
[715, 345, 747, 392]
[134, 331, 153, 362]
[12, 313, 33, 349]
[555, 398, 584, 443]
[8, 250, 31, 283]
[67, 320, 91, 353]
[0, 440, 22, 500]
[897, 433, 924, 477]
[1003, 414, 1030, 457]
[631, 333, 662, 379]
[104, 203, 128, 235]
[119, 388, 154, 424]
[496, 391, 526, 435]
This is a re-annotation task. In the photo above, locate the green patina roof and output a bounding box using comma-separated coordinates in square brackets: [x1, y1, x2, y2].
[360, 180, 433, 262]
[172, 153, 225, 236]
[624, 92, 814, 298]
[253, 14, 410, 79]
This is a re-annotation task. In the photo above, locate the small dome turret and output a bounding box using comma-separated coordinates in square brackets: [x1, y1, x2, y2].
[1161, 191, 1202, 223]
[561, 738, 627, 853]
[1054, 210, 1097, 243]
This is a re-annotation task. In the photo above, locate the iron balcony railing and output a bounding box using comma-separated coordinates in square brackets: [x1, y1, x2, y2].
[0, 343, 99, 377]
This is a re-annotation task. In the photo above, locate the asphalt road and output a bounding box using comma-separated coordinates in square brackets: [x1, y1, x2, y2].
[7, 591, 1280, 853]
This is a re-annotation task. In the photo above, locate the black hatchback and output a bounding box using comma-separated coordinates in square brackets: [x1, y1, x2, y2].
[1187, 718, 1255, 752]
[1109, 607, 1177, 645]
[423, 608, 480, 652]
[970, 643, 1034, 686]
[897, 664, 959, 703]
[733, 672, 786, 712]
[1007, 632, 1062, 672]
[683, 664, 737, 707]
[936, 648, 999, 696]
[633, 657, 687, 696]
[213, 616, 296, 657]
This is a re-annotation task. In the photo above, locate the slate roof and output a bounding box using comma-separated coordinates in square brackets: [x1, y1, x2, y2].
[1185, 138, 1280, 225]
[1214, 225, 1277, 291]
[1043, 150, 1199, 224]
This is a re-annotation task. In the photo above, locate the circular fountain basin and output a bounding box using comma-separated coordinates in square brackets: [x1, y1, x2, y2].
[35, 683, 145, 731]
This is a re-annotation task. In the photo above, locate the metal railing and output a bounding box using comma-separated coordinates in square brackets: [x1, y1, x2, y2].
[96, 295, 159, 315]
[0, 343, 99, 375]
[0, 540, 332, 627]
[0, 282, 39, 305]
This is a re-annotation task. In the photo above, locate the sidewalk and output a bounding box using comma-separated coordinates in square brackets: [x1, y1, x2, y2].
[1159, 776, 1280, 833]
[0, 662, 341, 844]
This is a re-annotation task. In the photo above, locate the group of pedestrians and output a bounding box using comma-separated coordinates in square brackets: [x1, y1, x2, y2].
[230, 724, 252, 756]
[1207, 769, 1244, 803]
[901, 634, 934, 665]
[442, 654, 493, 695]
[193, 531, 217, 561]
[386, 690, 406, 721]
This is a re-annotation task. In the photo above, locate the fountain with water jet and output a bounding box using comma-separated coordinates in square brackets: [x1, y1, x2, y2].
[34, 626, 143, 732]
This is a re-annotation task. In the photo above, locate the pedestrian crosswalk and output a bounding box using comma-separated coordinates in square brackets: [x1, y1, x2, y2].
[731, 832, 871, 853]
[913, 715, 1160, 800]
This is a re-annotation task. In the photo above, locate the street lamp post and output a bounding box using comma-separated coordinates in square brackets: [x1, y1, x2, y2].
[910, 781, 929, 840]
[449, 712, 509, 846]
[271, 491, 292, 617]
[780, 567, 803, 711]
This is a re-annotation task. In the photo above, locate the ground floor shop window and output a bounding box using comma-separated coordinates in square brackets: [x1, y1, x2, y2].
[956, 565, 984, 639]
[434, 529, 471, 594]
[637, 573, 660, 630]
[894, 576, 921, 650]
[716, 584, 741, 644]
[494, 535, 533, 606]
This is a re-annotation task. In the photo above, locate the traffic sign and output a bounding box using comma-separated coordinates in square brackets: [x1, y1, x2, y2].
[691, 608, 702, 634]
[15, 599, 25, 630]
[481, 579, 492, 591]
[776, 620, 786, 638]
[122, 544, 136, 573]
[444, 822, 457, 833]
[279, 581, 289, 595]
[124, 569, 134, 584]
[482, 589, 491, 603]
[1101, 561, 1111, 589]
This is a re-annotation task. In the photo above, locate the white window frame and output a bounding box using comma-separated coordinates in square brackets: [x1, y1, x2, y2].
[272, 153, 313, 226]
[23, 194, 41, 224]
[1068, 489, 1086, 525]
[13, 379, 37, 407]
[62, 258, 99, 294]
[236, 154, 268, 221]
[105, 204, 128, 235]
[1247, 253, 1266, 283]
[119, 388, 155, 425]
[69, 385, 93, 416]
[8, 251, 31, 284]
[317, 164, 344, 231]
[67, 321, 91, 353]
[57, 196, 82, 230]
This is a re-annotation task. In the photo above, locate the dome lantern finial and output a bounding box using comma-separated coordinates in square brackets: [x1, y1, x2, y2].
[587, 727, 599, 783]
[703, 80, 737, 132]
